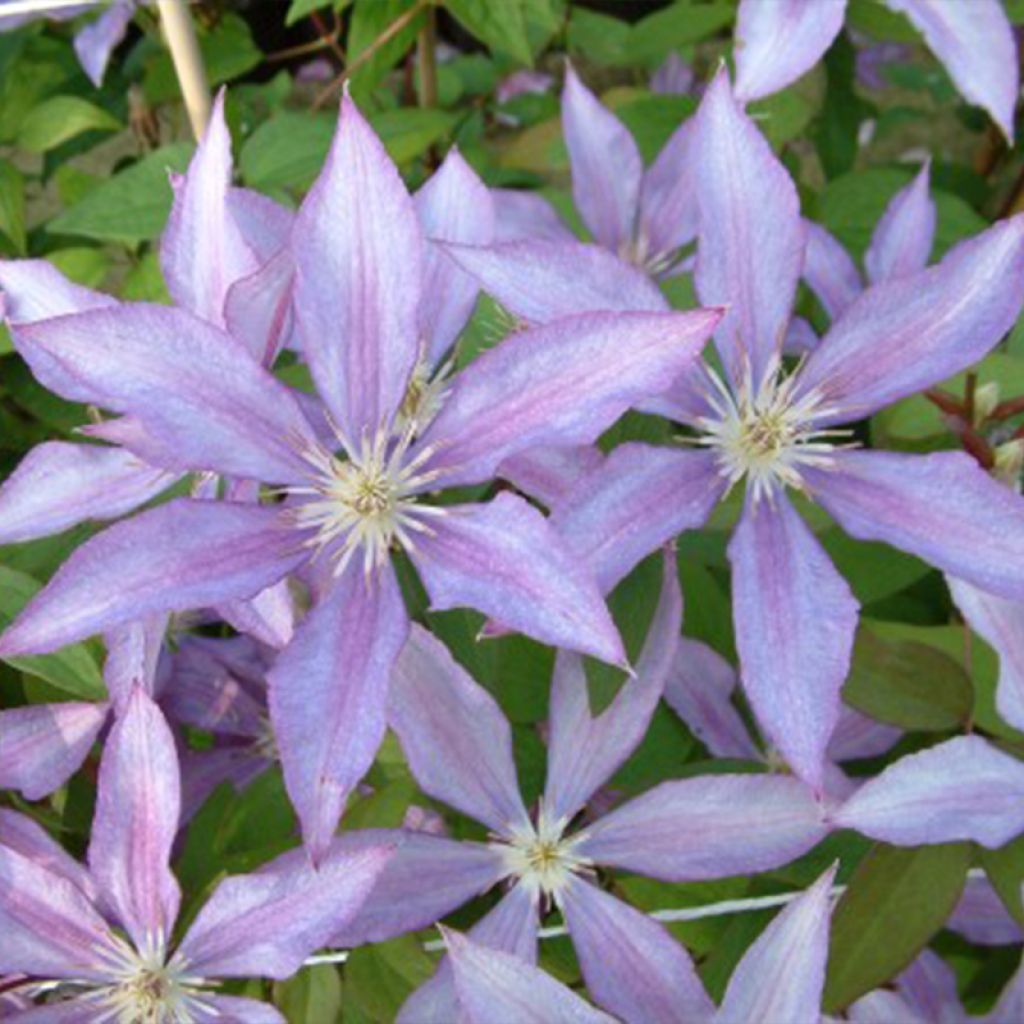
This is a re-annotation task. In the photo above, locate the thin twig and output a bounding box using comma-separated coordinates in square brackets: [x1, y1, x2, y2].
[417, 5, 438, 108]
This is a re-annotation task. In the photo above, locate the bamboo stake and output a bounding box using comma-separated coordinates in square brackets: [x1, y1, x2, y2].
[156, 0, 211, 140]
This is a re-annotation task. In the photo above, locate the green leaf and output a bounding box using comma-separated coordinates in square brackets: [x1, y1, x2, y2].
[122, 250, 171, 303]
[445, 0, 533, 65]
[846, 0, 919, 42]
[345, 936, 436, 1021]
[16, 95, 120, 153]
[48, 143, 194, 245]
[347, 0, 425, 100]
[0, 567, 105, 700]
[980, 833, 1024, 929]
[610, 91, 696, 163]
[47, 247, 111, 289]
[0, 159, 26, 254]
[842, 625, 973, 732]
[240, 113, 335, 193]
[625, 0, 733, 65]
[567, 8, 630, 67]
[815, 33, 871, 179]
[273, 965, 343, 1022]
[287, 0, 349, 26]
[822, 842, 972, 1012]
[819, 530, 930, 605]
[370, 107, 457, 163]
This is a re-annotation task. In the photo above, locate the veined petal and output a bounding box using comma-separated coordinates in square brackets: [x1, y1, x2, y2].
[864, 162, 936, 284]
[87, 687, 180, 952]
[894, 948, 965, 1023]
[0, 703, 108, 801]
[0, 809, 97, 901]
[72, 0, 133, 85]
[409, 493, 624, 666]
[442, 239, 666, 328]
[797, 216, 1024, 425]
[419, 309, 721, 491]
[562, 65, 643, 253]
[491, 188, 573, 244]
[0, 259, 115, 323]
[498, 444, 604, 508]
[947, 875, 1023, 946]
[193, 996, 285, 1024]
[887, 0, 1018, 140]
[15, 305, 317, 484]
[637, 117, 698, 267]
[803, 221, 863, 322]
[216, 576, 295, 652]
[103, 616, 166, 711]
[545, 548, 681, 824]
[728, 495, 859, 789]
[415, 148, 494, 365]
[576, 774, 828, 879]
[734, 0, 847, 101]
[715, 865, 837, 1024]
[563, 878, 713, 1024]
[551, 443, 725, 594]
[806, 450, 1024, 601]
[293, 94, 423, 439]
[0, 442, 174, 545]
[0, 500, 305, 656]
[227, 187, 294, 263]
[8, 996, 111, 1022]
[693, 69, 806, 387]
[827, 705, 901, 763]
[224, 249, 296, 369]
[268, 563, 409, 863]
[390, 624, 529, 835]
[832, 735, 1024, 848]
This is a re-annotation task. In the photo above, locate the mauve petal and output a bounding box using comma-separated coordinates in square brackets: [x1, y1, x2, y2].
[888, 0, 1018, 140]
[87, 687, 180, 951]
[333, 832, 507, 946]
[728, 496, 859, 790]
[693, 70, 806, 387]
[734, 0, 847, 101]
[637, 117, 698, 269]
[491, 188, 573, 244]
[293, 94, 422, 439]
[499, 444, 604, 508]
[390, 624, 529, 835]
[0, 442, 174, 545]
[895, 948, 964, 1024]
[103, 616, 166, 711]
[178, 835, 395, 978]
[72, 0, 133, 86]
[638, 361, 719, 426]
[833, 735, 1024, 847]
[562, 65, 643, 253]
[415, 149, 494, 365]
[784, 316, 819, 356]
[865, 162, 935, 285]
[0, 500, 305, 656]
[227, 187, 293, 263]
[663, 638, 761, 760]
[193, 995, 285, 1024]
[0, 259, 115, 323]
[847, 990, 927, 1024]
[807, 450, 1024, 601]
[948, 576, 1024, 731]
[545, 548, 681, 824]
[217, 578, 295, 652]
[161, 91, 258, 326]
[797, 216, 1024, 424]
[827, 705, 901, 763]
[11, 998, 111, 1023]
[0, 703, 108, 801]
[715, 865, 837, 1024]
[563, 878, 714, 1024]
[577, 774, 828, 880]
[948, 875, 1023, 946]
[0, 811, 97, 907]
[443, 239, 666, 328]
[552, 443, 725, 594]
[163, 646, 266, 738]
[269, 563, 409, 863]
[224, 249, 295, 368]
[409, 493, 624, 666]
[803, 221, 863, 322]
[446, 930, 616, 1024]
[421, 307, 721, 491]
[650, 52, 695, 96]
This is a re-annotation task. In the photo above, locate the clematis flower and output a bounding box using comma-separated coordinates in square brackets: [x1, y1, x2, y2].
[331, 551, 831, 1023]
[733, 0, 1018, 141]
[0, 685, 396, 1022]
[0, 94, 721, 861]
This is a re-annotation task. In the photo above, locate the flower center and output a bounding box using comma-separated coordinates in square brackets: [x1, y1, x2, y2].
[496, 808, 593, 902]
[395, 357, 452, 437]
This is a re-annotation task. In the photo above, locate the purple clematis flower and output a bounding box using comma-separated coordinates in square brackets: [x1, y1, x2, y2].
[331, 551, 831, 1023]
[0, 684, 396, 1022]
[0, 94, 721, 861]
[733, 0, 1019, 141]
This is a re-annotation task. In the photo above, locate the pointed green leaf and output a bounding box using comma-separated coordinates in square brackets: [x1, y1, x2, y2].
[16, 95, 120, 153]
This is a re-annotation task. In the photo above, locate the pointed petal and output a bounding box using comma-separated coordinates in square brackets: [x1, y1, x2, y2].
[224, 248, 295, 368]
[409, 493, 623, 666]
[72, 0, 133, 85]
[268, 563, 408, 862]
[216, 577, 295, 652]
[178, 834, 396, 979]
[832, 735, 1024, 848]
[716, 865, 837, 1024]
[865, 163, 936, 284]
[797, 216, 1024, 424]
[545, 548, 681, 823]
[498, 443, 604, 508]
[551, 443, 725, 594]
[0, 442, 174, 545]
[442, 239, 666, 327]
[895, 948, 964, 1022]
[807, 450, 1024, 601]
[734, 0, 847, 101]
[390, 624, 529, 834]
[227, 187, 294, 263]
[562, 65, 643, 253]
[293, 94, 423, 438]
[577, 774, 828, 879]
[948, 875, 1023, 946]
[888, 0, 1018, 140]
[103, 616, 167, 711]
[446, 930, 616, 1024]
[563, 878, 713, 1023]
[415, 149, 495, 365]
[728, 496, 859, 789]
[637, 117, 698, 266]
[0, 259, 115, 323]
[0, 809, 97, 900]
[827, 705, 901, 763]
[0, 703, 108, 800]
[491, 188, 573, 244]
[420, 308, 721, 491]
[693, 70, 806, 386]
[0, 500, 304, 656]
[803, 221, 863, 322]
